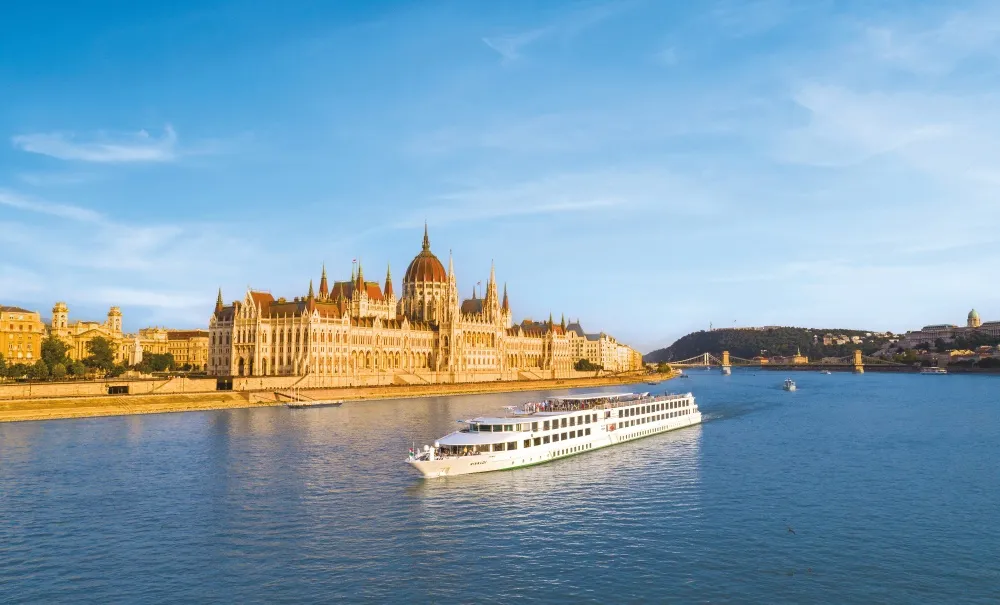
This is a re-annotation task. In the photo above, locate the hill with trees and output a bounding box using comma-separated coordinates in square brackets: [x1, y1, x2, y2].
[644, 327, 893, 363]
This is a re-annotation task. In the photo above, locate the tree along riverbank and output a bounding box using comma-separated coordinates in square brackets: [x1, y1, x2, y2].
[0, 373, 673, 423]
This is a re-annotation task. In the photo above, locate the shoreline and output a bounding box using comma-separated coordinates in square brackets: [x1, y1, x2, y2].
[0, 374, 672, 424]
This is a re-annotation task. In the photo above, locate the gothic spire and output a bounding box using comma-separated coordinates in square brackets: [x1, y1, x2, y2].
[215, 288, 224, 313]
[502, 283, 509, 311]
[422, 221, 430, 252]
[308, 279, 315, 300]
[319, 263, 328, 299]
[356, 260, 364, 289]
[561, 313, 566, 329]
[384, 262, 394, 298]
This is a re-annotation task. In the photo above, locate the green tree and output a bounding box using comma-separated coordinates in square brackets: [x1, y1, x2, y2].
[51, 362, 68, 380]
[69, 360, 87, 378]
[85, 337, 116, 371]
[7, 363, 30, 379]
[0, 353, 6, 379]
[574, 359, 602, 371]
[29, 359, 49, 380]
[656, 361, 672, 374]
[107, 364, 128, 378]
[41, 336, 70, 368]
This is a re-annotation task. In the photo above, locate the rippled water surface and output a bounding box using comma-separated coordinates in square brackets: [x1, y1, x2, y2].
[1, 372, 998, 603]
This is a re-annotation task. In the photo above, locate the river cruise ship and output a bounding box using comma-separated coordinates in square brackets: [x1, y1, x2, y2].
[406, 391, 701, 478]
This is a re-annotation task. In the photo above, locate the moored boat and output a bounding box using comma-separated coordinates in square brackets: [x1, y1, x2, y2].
[783, 378, 796, 391]
[406, 391, 701, 478]
[286, 400, 344, 409]
[920, 367, 947, 374]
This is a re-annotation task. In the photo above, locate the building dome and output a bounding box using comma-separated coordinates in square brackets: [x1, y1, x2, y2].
[968, 308, 982, 328]
[404, 226, 447, 283]
[969, 309, 980, 320]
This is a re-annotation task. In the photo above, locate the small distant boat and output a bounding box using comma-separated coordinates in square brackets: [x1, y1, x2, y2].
[286, 400, 344, 409]
[783, 378, 797, 391]
[647, 381, 658, 385]
[920, 367, 947, 374]
[821, 370, 832, 375]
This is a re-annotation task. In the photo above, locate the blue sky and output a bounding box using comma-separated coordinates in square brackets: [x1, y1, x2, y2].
[2, 0, 999, 353]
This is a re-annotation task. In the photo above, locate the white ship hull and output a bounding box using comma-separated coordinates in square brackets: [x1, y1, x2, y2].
[408, 409, 702, 478]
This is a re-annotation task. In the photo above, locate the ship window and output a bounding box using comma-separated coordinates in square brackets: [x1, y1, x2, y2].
[552, 434, 560, 442]
[544, 420, 551, 430]
[532, 422, 538, 432]
[585, 428, 591, 436]
[504, 425, 514, 432]
[493, 443, 505, 451]
[617, 410, 623, 418]
[569, 431, 576, 439]
[569, 417, 575, 427]
[561, 418, 567, 428]
[561, 432, 567, 440]
[524, 440, 531, 448]
[507, 441, 516, 450]
[533, 437, 541, 446]
[543, 436, 551, 444]
[493, 425, 503, 432]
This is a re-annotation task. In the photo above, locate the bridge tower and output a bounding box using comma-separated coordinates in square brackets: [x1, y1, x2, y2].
[721, 350, 731, 375]
[853, 349, 864, 374]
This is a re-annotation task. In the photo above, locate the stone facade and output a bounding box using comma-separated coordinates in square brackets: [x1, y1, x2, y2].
[167, 330, 210, 371]
[209, 226, 642, 383]
[49, 303, 184, 365]
[1, 305, 46, 364]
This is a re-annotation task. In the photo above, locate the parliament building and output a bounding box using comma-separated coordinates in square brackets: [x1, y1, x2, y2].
[208, 226, 641, 384]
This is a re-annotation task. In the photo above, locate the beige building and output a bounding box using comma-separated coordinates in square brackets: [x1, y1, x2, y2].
[167, 330, 210, 370]
[565, 321, 641, 373]
[50, 302, 125, 362]
[1, 305, 46, 364]
[209, 226, 642, 382]
[49, 303, 184, 366]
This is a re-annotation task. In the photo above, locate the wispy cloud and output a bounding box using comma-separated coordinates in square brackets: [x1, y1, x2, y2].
[11, 125, 179, 163]
[482, 28, 551, 63]
[864, 5, 1000, 75]
[481, 2, 632, 63]
[0, 189, 104, 222]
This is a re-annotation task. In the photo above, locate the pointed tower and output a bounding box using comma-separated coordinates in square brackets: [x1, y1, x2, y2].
[384, 263, 394, 298]
[561, 313, 566, 329]
[422, 221, 430, 252]
[215, 288, 224, 313]
[502, 283, 509, 311]
[319, 264, 328, 300]
[308, 279, 315, 300]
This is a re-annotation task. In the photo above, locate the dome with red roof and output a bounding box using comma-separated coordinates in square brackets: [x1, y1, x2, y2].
[404, 225, 447, 284]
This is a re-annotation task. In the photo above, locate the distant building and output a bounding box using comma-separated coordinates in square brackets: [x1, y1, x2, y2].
[167, 330, 209, 371]
[1, 305, 46, 363]
[50, 302, 175, 365]
[208, 226, 642, 380]
[899, 307, 1000, 348]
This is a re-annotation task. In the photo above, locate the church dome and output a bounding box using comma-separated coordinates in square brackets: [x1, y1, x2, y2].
[969, 309, 980, 320]
[404, 226, 447, 284]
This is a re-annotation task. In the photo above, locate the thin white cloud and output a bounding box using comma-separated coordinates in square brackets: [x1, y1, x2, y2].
[481, 1, 631, 63]
[864, 6, 1000, 75]
[0, 189, 103, 223]
[482, 28, 551, 63]
[11, 125, 179, 163]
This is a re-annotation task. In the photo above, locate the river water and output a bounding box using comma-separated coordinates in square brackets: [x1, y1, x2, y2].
[1, 371, 997, 603]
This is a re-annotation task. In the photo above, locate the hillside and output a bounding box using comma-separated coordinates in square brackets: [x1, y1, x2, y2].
[644, 327, 893, 363]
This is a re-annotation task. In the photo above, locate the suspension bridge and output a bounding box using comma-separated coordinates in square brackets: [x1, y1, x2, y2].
[667, 350, 908, 374]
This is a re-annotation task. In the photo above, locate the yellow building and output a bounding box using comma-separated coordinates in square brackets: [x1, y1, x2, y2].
[49, 303, 175, 366]
[167, 330, 210, 370]
[209, 226, 641, 381]
[50, 302, 125, 362]
[1, 305, 46, 364]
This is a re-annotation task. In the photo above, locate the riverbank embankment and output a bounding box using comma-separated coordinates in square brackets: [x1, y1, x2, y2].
[0, 373, 671, 423]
